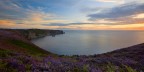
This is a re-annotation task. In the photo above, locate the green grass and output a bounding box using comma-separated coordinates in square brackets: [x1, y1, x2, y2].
[9, 39, 49, 56]
[82, 64, 89, 72]
[124, 65, 137, 72]
[0, 49, 13, 57]
[105, 62, 138, 72]
[106, 62, 117, 72]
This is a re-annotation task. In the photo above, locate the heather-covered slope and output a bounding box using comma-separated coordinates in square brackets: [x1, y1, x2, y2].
[0, 29, 144, 72]
[0, 29, 51, 55]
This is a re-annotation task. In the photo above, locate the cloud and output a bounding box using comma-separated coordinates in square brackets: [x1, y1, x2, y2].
[41, 21, 119, 27]
[0, 0, 70, 28]
[42, 22, 96, 27]
[24, 9, 60, 21]
[88, 2, 144, 24]
[80, 7, 103, 13]
[132, 13, 144, 19]
[0, 20, 16, 26]
[20, 10, 69, 25]
[96, 0, 124, 4]
[42, 23, 70, 26]
[88, 2, 144, 20]
[0, 0, 25, 20]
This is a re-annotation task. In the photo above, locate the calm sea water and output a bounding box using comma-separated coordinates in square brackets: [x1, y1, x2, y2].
[32, 30, 144, 55]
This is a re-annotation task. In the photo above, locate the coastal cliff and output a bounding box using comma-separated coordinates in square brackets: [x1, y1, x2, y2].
[0, 29, 144, 72]
[0, 29, 65, 40]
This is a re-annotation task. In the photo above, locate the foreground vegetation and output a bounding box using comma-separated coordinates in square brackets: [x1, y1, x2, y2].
[0, 48, 142, 72]
[0, 29, 144, 72]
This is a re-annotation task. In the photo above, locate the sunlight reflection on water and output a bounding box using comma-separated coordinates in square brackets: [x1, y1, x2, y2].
[32, 30, 144, 55]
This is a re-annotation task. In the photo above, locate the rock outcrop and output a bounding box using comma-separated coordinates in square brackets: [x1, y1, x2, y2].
[0, 29, 65, 40]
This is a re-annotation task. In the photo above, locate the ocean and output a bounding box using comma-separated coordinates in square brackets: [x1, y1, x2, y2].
[32, 30, 144, 55]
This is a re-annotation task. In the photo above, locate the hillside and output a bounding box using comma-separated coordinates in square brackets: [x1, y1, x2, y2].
[0, 29, 144, 72]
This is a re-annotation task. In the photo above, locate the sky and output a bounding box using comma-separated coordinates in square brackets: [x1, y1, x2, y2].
[0, 0, 144, 30]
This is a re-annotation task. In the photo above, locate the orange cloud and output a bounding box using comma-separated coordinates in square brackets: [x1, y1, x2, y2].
[133, 13, 144, 19]
[20, 10, 71, 25]
[0, 19, 144, 30]
[0, 20, 16, 26]
[62, 23, 144, 30]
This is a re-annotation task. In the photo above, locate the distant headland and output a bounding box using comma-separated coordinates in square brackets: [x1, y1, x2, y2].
[0, 29, 65, 40]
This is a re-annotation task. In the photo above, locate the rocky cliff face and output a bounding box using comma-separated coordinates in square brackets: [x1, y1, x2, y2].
[0, 29, 65, 40]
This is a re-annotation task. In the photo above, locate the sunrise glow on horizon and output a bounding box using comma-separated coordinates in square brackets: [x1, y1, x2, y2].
[0, 0, 144, 30]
